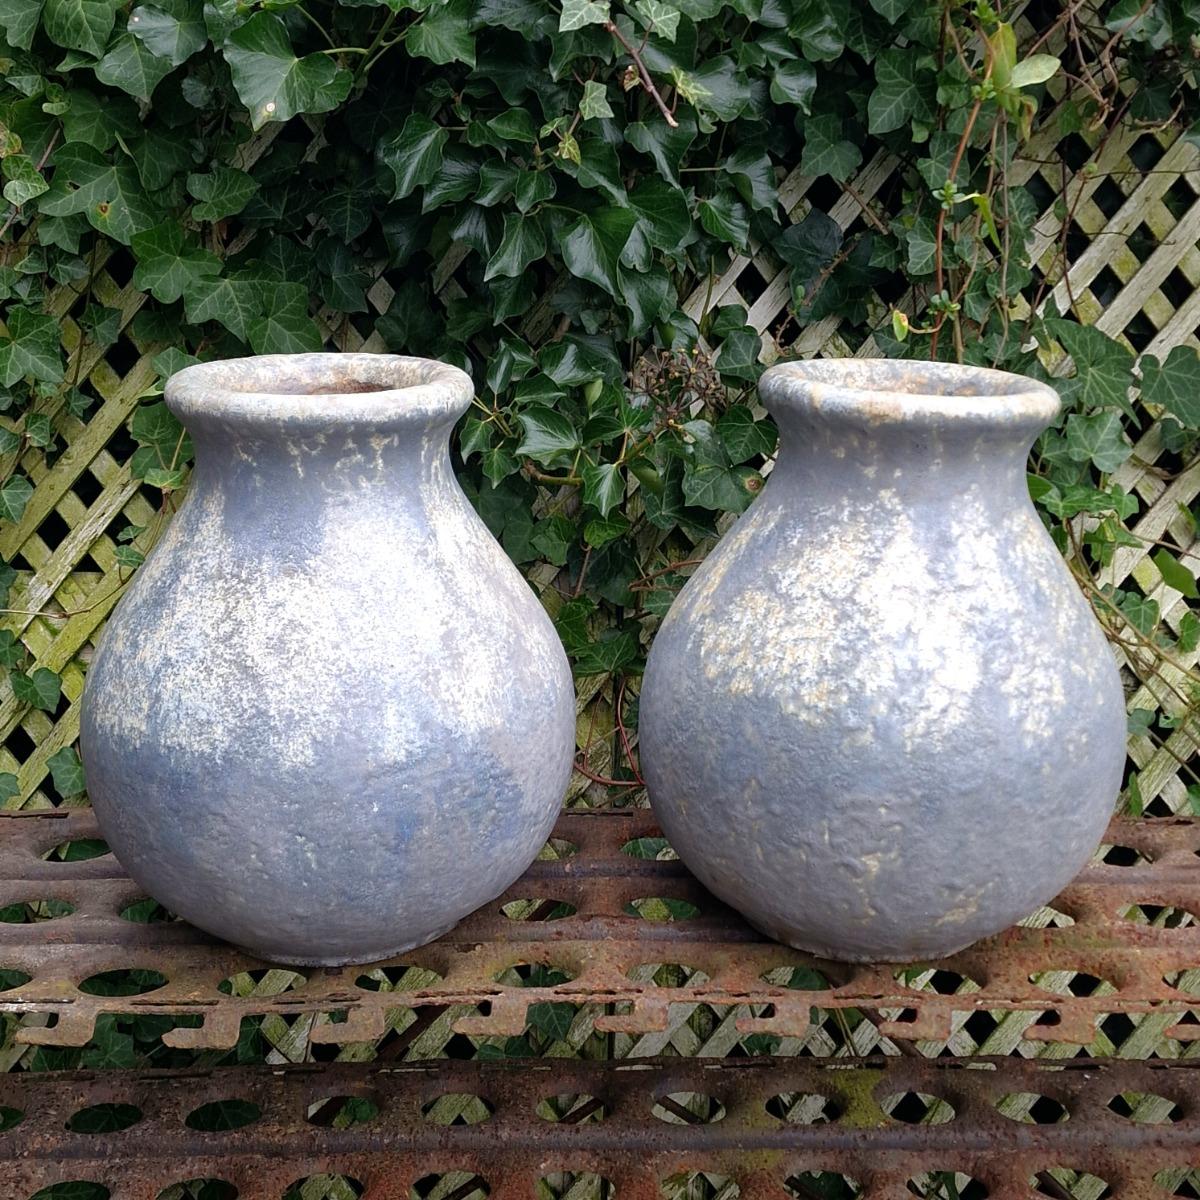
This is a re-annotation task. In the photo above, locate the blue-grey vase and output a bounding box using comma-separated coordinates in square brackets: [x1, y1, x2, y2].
[638, 359, 1126, 962]
[81, 353, 574, 966]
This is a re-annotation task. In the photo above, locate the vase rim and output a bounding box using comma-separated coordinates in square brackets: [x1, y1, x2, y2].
[165, 353, 474, 429]
[759, 358, 1060, 429]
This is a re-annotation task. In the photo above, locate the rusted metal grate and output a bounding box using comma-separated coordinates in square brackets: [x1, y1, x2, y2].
[2, 1054, 1199, 1200]
[3, 807, 1199, 1053]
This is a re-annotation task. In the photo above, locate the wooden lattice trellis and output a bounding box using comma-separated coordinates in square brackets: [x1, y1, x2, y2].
[3, 25, 1200, 1196]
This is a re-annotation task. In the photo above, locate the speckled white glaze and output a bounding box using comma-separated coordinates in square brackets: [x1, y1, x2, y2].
[81, 354, 575, 965]
[638, 359, 1126, 963]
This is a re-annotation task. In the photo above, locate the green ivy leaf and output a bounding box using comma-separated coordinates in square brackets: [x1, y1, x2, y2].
[869, 0, 915, 20]
[0, 0, 44, 50]
[460, 416, 493, 460]
[1153, 548, 1199, 598]
[788, 1, 842, 59]
[0, 772, 17, 804]
[559, 0, 609, 31]
[581, 460, 623, 515]
[130, 399, 191, 487]
[0, 561, 15, 608]
[0, 475, 33, 522]
[770, 59, 816, 111]
[23, 411, 53, 447]
[628, 177, 691, 250]
[315, 239, 369, 312]
[683, 459, 760, 511]
[225, 12, 352, 130]
[378, 114, 449, 201]
[905, 215, 938, 276]
[800, 113, 862, 183]
[515, 169, 556, 213]
[484, 212, 547, 280]
[1180, 611, 1200, 653]
[572, 628, 638, 675]
[579, 79, 614, 120]
[0, 630, 25, 669]
[1117, 590, 1158, 636]
[39, 142, 162, 244]
[487, 109, 536, 144]
[515, 405, 580, 465]
[1010, 54, 1060, 89]
[1140, 346, 1200, 428]
[627, 117, 696, 188]
[1, 155, 48, 208]
[724, 145, 777, 213]
[531, 514, 575, 565]
[1064, 410, 1132, 473]
[717, 405, 778, 462]
[561, 207, 637, 297]
[43, 0, 119, 58]
[129, 0, 206, 67]
[131, 222, 220, 303]
[1050, 320, 1136, 419]
[619, 263, 673, 335]
[868, 49, 930, 136]
[247, 282, 321, 354]
[0, 306, 63, 386]
[565, 139, 627, 204]
[131, 399, 185, 452]
[408, 0, 476, 66]
[182, 269, 267, 341]
[187, 166, 259, 222]
[95, 32, 175, 99]
[10, 667, 61, 713]
[47, 746, 87, 797]
[129, 125, 193, 191]
[527, 1000, 576, 1040]
[713, 326, 762, 383]
[698, 191, 749, 250]
[632, 0, 679, 40]
[583, 511, 630, 547]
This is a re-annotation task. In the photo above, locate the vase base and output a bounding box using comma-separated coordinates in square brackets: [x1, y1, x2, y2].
[743, 914, 976, 966]
[233, 920, 460, 968]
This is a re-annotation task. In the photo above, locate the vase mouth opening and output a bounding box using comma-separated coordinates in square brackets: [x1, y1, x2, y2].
[759, 359, 1061, 431]
[165, 353, 474, 429]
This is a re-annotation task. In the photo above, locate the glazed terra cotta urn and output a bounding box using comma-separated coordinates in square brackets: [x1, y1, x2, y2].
[81, 353, 575, 966]
[638, 359, 1126, 963]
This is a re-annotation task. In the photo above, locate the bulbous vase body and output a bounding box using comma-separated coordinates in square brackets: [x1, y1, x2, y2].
[81, 353, 574, 965]
[639, 360, 1125, 962]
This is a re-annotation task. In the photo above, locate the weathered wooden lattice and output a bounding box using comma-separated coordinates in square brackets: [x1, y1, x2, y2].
[3, 11, 1200, 1198]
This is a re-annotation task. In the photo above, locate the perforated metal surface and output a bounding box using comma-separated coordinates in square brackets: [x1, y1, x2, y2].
[2, 808, 1200, 1052]
[2, 1055, 1199, 1200]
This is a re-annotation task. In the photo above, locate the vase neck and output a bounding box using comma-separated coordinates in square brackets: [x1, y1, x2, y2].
[770, 417, 1034, 506]
[187, 419, 459, 509]
[758, 358, 1057, 504]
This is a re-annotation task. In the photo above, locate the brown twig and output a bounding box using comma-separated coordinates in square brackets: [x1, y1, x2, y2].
[604, 20, 678, 128]
[629, 557, 705, 591]
[614, 675, 644, 786]
[572, 758, 642, 788]
[930, 94, 984, 359]
[841, 180, 888, 234]
[573, 544, 593, 597]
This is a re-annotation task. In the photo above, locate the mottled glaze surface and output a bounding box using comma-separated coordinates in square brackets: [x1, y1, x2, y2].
[81, 353, 574, 965]
[639, 359, 1126, 962]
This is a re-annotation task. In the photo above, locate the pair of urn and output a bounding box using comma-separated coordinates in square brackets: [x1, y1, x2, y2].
[80, 353, 1126, 967]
